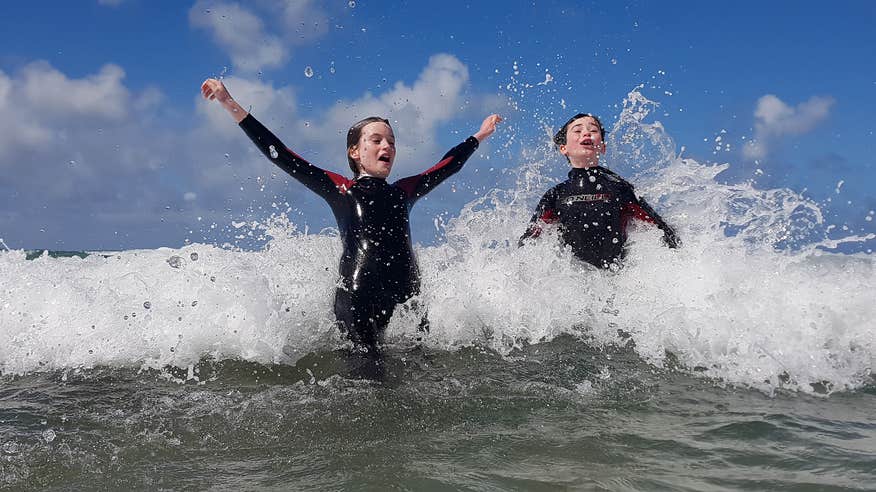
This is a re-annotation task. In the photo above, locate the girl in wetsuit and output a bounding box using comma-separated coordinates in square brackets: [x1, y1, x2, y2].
[201, 78, 501, 350]
[519, 113, 679, 269]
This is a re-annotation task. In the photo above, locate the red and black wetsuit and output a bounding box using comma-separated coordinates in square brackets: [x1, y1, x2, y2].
[519, 166, 679, 268]
[240, 114, 478, 347]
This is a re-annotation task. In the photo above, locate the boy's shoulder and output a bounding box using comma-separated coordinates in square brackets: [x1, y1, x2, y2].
[599, 167, 635, 189]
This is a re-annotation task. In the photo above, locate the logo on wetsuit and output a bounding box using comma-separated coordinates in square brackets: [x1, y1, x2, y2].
[563, 193, 612, 205]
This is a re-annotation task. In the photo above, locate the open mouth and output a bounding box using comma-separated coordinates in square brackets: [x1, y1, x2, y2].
[378, 155, 391, 163]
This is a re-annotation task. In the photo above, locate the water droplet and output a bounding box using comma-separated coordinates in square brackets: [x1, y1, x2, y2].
[329, 63, 336, 74]
[143, 301, 151, 309]
[190, 252, 199, 261]
[167, 256, 183, 269]
[191, 300, 198, 307]
[304, 66, 314, 78]
[348, 0, 356, 7]
[589, 175, 596, 182]
[269, 145, 279, 159]
[42, 430, 56, 443]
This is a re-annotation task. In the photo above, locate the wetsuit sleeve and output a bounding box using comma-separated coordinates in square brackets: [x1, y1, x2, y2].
[621, 188, 681, 248]
[238, 114, 353, 203]
[393, 136, 479, 205]
[518, 187, 559, 246]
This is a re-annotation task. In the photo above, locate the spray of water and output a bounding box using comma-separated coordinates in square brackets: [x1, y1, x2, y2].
[1, 90, 873, 394]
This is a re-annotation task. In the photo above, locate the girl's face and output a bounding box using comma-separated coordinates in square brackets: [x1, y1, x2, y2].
[349, 122, 396, 178]
[559, 116, 606, 168]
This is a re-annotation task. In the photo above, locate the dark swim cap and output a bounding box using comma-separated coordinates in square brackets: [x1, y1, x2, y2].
[553, 113, 606, 147]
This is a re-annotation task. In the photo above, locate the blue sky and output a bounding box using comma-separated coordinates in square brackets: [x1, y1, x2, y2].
[1, 1, 874, 251]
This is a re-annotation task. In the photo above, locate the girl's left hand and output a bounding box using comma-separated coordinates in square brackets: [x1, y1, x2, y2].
[474, 114, 502, 142]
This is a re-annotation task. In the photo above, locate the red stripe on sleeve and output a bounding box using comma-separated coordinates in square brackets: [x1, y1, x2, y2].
[540, 209, 559, 224]
[622, 203, 655, 232]
[326, 170, 354, 193]
[394, 175, 418, 197]
[421, 156, 454, 175]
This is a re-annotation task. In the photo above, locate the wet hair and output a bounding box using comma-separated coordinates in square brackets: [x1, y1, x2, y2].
[346, 116, 392, 175]
[553, 113, 606, 147]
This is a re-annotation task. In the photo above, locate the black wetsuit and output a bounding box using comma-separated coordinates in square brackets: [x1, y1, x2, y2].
[240, 114, 478, 347]
[519, 166, 679, 268]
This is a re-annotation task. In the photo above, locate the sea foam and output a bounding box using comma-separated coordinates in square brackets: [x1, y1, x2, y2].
[2, 90, 873, 395]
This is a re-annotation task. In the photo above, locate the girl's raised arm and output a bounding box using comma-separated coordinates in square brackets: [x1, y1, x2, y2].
[200, 78, 352, 202]
[395, 114, 502, 203]
[201, 78, 249, 124]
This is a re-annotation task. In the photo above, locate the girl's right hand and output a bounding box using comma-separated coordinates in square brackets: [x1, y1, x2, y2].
[201, 78, 231, 103]
[200, 78, 248, 123]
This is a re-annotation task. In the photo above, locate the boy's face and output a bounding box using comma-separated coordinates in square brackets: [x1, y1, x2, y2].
[559, 116, 605, 167]
[350, 121, 396, 178]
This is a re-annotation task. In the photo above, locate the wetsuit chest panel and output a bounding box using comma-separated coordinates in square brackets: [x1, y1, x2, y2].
[553, 169, 633, 266]
[337, 177, 417, 294]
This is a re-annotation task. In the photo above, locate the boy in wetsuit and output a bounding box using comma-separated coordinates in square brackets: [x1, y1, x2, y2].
[201, 78, 501, 353]
[519, 113, 679, 268]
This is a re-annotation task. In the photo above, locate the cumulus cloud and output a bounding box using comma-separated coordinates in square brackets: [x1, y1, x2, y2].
[195, 75, 298, 139]
[1, 54, 501, 250]
[190, 0, 337, 74]
[275, 0, 330, 44]
[743, 94, 835, 160]
[189, 1, 288, 73]
[0, 62, 132, 162]
[303, 54, 487, 173]
[0, 61, 184, 248]
[195, 54, 502, 175]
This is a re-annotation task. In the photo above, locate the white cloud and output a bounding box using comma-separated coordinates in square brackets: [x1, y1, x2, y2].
[304, 54, 481, 173]
[190, 0, 341, 74]
[19, 62, 129, 119]
[743, 94, 835, 160]
[189, 1, 288, 73]
[1, 55, 502, 250]
[193, 54, 496, 176]
[275, 0, 329, 44]
[195, 75, 298, 139]
[0, 62, 133, 161]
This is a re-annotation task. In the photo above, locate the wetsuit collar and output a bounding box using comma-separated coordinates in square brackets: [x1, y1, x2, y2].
[355, 172, 387, 182]
[567, 166, 604, 180]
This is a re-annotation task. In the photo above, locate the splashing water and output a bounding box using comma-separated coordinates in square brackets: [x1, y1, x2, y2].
[1, 91, 873, 395]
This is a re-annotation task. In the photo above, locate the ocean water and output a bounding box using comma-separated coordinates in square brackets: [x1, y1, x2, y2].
[2, 91, 874, 490]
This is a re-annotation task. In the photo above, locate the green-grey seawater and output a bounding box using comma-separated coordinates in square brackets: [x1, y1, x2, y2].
[2, 336, 874, 491]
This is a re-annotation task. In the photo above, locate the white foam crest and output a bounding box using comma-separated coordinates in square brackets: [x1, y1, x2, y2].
[3, 90, 873, 394]
[0, 216, 340, 375]
[396, 89, 875, 394]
